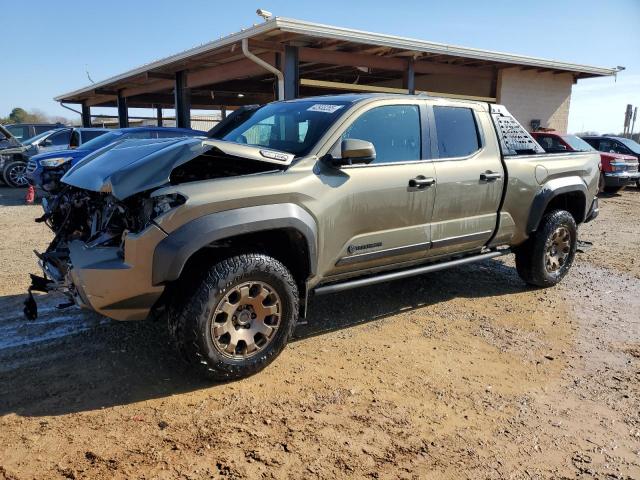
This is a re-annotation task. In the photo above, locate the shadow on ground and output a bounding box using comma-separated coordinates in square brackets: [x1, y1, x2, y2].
[0, 258, 527, 417]
[0, 186, 32, 207]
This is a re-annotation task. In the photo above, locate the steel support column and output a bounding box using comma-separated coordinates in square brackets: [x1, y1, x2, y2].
[81, 103, 92, 127]
[283, 45, 299, 100]
[174, 70, 191, 128]
[403, 60, 415, 94]
[156, 107, 163, 127]
[117, 93, 129, 128]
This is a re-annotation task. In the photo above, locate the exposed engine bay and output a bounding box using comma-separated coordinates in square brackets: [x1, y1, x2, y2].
[24, 143, 286, 320]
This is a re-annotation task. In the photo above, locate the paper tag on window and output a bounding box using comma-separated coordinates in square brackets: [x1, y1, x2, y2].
[307, 104, 344, 114]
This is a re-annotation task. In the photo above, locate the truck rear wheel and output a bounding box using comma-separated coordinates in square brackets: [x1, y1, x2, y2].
[168, 254, 299, 380]
[515, 209, 577, 287]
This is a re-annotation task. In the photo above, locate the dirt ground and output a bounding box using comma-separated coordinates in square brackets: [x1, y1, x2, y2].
[0, 186, 638, 480]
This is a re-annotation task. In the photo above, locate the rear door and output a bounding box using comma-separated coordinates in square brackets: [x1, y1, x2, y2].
[428, 103, 504, 256]
[318, 101, 437, 276]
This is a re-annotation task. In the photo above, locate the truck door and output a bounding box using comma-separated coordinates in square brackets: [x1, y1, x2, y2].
[318, 102, 436, 277]
[428, 104, 504, 256]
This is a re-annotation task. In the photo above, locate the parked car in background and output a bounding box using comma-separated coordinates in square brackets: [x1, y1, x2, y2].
[0, 127, 109, 187]
[4, 123, 64, 143]
[28, 126, 207, 192]
[581, 135, 640, 189]
[532, 132, 639, 193]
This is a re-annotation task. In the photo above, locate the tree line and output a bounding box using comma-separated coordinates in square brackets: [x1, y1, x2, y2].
[1, 107, 69, 126]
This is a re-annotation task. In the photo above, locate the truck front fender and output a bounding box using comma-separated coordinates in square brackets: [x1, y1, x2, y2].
[152, 203, 318, 285]
[527, 176, 589, 233]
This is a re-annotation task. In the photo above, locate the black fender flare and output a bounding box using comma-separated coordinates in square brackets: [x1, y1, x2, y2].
[152, 203, 318, 285]
[526, 177, 588, 233]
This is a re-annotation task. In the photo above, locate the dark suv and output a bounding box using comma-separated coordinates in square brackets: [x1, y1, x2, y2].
[581, 136, 640, 188]
[4, 123, 64, 143]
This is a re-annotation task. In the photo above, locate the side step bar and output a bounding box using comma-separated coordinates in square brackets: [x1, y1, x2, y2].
[313, 249, 511, 296]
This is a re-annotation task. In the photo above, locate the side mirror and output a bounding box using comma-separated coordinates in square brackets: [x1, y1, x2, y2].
[331, 139, 376, 167]
[557, 144, 567, 151]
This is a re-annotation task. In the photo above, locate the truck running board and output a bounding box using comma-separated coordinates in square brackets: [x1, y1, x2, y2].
[313, 249, 511, 296]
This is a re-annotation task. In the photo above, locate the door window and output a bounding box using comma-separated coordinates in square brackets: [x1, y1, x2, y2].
[46, 130, 72, 147]
[535, 135, 567, 153]
[433, 106, 481, 158]
[340, 105, 421, 164]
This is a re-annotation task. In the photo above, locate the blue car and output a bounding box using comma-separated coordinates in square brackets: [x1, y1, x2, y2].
[28, 126, 206, 191]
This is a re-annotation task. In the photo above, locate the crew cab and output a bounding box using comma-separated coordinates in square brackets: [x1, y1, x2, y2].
[25, 94, 600, 380]
[1, 127, 109, 187]
[581, 135, 640, 189]
[28, 126, 207, 192]
[532, 131, 639, 193]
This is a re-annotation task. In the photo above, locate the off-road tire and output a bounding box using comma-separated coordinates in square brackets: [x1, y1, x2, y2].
[167, 254, 299, 380]
[515, 209, 577, 288]
[2, 161, 28, 188]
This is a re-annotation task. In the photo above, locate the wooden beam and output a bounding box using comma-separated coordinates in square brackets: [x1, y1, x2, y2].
[122, 79, 174, 97]
[146, 71, 174, 80]
[248, 39, 285, 52]
[298, 47, 494, 78]
[299, 78, 496, 102]
[187, 53, 277, 89]
[299, 47, 408, 71]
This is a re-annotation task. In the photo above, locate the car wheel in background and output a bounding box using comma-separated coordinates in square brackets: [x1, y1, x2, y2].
[515, 209, 577, 287]
[2, 161, 29, 188]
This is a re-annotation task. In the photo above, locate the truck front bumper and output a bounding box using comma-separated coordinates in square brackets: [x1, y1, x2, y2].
[604, 171, 640, 187]
[67, 223, 167, 321]
[584, 196, 599, 223]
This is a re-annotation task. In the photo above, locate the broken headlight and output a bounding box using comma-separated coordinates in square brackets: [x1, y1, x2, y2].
[151, 193, 186, 219]
[40, 156, 73, 168]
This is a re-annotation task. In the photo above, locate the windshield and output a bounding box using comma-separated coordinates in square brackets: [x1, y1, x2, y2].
[221, 100, 350, 156]
[562, 135, 595, 152]
[617, 137, 640, 154]
[79, 131, 121, 151]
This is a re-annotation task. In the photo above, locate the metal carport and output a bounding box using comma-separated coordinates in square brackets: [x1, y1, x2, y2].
[55, 17, 620, 131]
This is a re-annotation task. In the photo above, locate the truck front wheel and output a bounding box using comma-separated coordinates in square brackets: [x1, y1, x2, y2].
[515, 209, 577, 287]
[168, 254, 299, 380]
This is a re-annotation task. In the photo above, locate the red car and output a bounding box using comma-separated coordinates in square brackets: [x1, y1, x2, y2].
[532, 132, 639, 193]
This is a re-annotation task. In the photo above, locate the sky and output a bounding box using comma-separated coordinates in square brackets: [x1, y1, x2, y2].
[2, 0, 638, 134]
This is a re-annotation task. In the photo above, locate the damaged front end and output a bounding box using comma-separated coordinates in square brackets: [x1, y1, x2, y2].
[25, 136, 292, 321]
[25, 186, 183, 320]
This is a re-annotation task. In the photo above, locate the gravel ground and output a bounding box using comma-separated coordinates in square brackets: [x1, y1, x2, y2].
[0, 186, 638, 479]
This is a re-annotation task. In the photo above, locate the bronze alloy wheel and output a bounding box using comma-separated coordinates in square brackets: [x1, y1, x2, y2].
[544, 226, 571, 273]
[210, 281, 282, 359]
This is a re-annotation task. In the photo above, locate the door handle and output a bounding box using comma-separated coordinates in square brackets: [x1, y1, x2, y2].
[409, 176, 436, 188]
[480, 171, 502, 181]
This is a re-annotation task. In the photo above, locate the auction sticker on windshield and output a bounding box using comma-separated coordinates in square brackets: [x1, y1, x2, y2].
[307, 104, 344, 114]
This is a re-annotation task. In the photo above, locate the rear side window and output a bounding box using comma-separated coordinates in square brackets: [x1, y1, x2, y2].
[34, 125, 54, 135]
[434, 106, 481, 158]
[6, 125, 30, 141]
[341, 105, 421, 164]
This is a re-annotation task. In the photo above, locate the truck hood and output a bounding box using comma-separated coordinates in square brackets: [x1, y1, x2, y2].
[62, 137, 295, 200]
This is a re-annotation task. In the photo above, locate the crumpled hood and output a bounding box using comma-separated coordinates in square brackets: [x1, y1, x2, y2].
[62, 137, 294, 200]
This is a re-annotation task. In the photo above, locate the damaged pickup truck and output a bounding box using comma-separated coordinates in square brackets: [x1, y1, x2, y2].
[26, 94, 600, 380]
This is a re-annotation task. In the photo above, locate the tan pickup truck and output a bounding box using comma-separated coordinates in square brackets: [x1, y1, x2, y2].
[26, 94, 600, 380]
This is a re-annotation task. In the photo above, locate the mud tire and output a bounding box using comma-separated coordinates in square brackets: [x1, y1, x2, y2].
[515, 209, 577, 288]
[167, 254, 299, 381]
